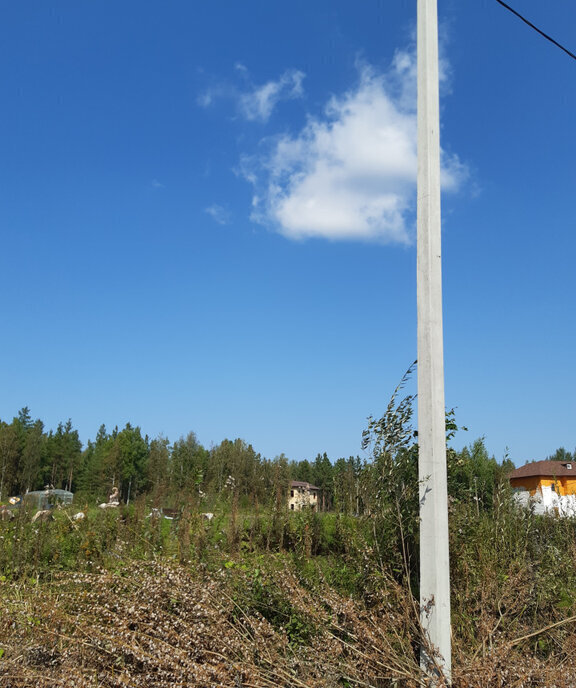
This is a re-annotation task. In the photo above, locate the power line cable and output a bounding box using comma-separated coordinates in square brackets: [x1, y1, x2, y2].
[495, 0, 576, 62]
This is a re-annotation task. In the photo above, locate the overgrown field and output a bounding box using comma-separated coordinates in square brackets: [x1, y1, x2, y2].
[2, 497, 576, 687]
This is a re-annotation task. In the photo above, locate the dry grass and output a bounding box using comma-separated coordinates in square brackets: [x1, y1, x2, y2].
[0, 560, 425, 688]
[3, 501, 576, 687]
[3, 557, 576, 688]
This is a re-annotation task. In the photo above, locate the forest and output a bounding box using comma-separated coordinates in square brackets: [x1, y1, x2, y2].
[0, 403, 517, 515]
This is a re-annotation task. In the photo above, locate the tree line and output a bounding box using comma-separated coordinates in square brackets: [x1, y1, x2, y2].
[0, 407, 350, 508]
[1, 403, 555, 515]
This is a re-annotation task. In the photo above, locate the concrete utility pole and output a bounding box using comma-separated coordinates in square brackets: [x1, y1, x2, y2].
[417, 0, 452, 682]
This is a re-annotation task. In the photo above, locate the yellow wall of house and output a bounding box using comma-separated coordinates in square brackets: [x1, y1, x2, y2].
[510, 476, 576, 496]
[560, 477, 576, 495]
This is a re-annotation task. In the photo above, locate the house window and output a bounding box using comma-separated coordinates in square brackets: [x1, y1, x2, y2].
[290, 504, 294, 510]
[290, 490, 294, 497]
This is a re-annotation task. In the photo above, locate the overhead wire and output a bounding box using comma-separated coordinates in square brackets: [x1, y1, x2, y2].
[494, 0, 576, 62]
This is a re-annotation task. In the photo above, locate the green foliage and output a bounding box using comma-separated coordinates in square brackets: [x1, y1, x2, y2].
[145, 436, 171, 499]
[362, 362, 417, 458]
[44, 420, 82, 491]
[227, 558, 317, 645]
[170, 432, 207, 492]
[332, 456, 363, 514]
[292, 458, 313, 484]
[115, 424, 149, 502]
[447, 437, 504, 509]
[360, 363, 420, 583]
[0, 422, 20, 500]
[547, 446, 575, 463]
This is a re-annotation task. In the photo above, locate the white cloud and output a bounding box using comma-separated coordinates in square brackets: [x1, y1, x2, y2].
[242, 53, 466, 243]
[238, 69, 305, 123]
[205, 204, 231, 225]
[196, 84, 229, 109]
[197, 67, 305, 123]
[197, 91, 214, 108]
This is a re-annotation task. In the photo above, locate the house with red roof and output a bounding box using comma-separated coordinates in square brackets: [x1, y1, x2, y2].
[509, 460, 576, 516]
[509, 460, 576, 496]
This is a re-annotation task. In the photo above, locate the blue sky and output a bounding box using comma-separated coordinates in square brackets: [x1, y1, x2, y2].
[1, 1, 575, 465]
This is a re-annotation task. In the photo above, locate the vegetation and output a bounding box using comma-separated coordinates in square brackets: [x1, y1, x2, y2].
[1, 388, 576, 686]
[0, 401, 517, 520]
